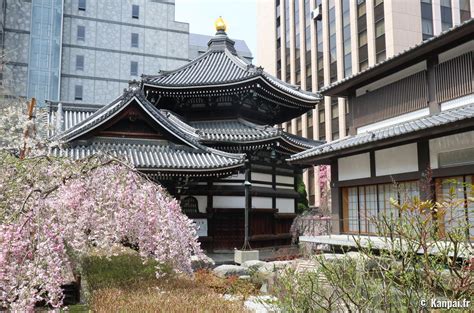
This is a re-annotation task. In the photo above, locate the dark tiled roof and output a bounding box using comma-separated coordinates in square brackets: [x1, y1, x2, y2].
[147, 49, 255, 86]
[320, 19, 474, 96]
[190, 119, 280, 142]
[54, 88, 199, 148]
[289, 103, 474, 162]
[143, 31, 319, 103]
[49, 100, 322, 152]
[49, 88, 246, 172]
[51, 138, 244, 172]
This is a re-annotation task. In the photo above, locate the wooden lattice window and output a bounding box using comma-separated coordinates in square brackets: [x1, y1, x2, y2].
[181, 196, 199, 214]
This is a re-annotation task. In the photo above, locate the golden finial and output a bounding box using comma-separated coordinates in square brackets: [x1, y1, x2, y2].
[215, 16, 227, 32]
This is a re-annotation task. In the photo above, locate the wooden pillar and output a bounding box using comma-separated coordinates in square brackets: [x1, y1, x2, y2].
[207, 181, 214, 251]
[330, 159, 341, 234]
[370, 151, 376, 178]
[417, 140, 433, 201]
[427, 55, 440, 114]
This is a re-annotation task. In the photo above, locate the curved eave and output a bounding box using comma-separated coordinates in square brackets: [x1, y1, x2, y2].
[201, 135, 322, 154]
[143, 75, 319, 106]
[137, 162, 244, 173]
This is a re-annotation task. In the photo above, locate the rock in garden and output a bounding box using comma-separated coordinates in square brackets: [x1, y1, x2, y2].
[213, 264, 249, 278]
[191, 255, 216, 270]
[241, 260, 267, 271]
[258, 260, 293, 274]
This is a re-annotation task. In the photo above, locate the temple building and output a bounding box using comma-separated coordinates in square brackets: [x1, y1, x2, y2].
[289, 19, 474, 238]
[48, 18, 322, 251]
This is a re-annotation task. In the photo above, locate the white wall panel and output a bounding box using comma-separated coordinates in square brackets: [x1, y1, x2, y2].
[213, 196, 245, 209]
[276, 175, 294, 184]
[338, 153, 371, 181]
[252, 197, 273, 209]
[429, 131, 474, 169]
[252, 172, 272, 182]
[276, 198, 295, 213]
[375, 143, 418, 176]
[194, 195, 207, 213]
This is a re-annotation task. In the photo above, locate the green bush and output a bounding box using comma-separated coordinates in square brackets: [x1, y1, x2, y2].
[81, 254, 162, 291]
[296, 174, 309, 214]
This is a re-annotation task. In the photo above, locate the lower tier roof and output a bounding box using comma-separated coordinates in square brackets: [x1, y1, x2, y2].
[51, 138, 245, 176]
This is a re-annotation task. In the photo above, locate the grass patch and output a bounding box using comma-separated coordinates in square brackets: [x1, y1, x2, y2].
[81, 254, 162, 290]
[80, 254, 255, 312]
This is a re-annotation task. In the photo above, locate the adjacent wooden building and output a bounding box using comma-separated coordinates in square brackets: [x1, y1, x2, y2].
[289, 19, 474, 238]
[48, 21, 322, 250]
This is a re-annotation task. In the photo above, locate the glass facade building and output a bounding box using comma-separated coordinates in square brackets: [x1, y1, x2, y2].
[27, 0, 63, 106]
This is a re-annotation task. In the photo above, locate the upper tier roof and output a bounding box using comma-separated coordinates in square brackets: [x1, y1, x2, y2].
[142, 29, 320, 107]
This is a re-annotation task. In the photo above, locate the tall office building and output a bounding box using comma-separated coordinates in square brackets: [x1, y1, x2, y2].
[1, 0, 252, 106]
[257, 0, 473, 207]
[2, 0, 189, 105]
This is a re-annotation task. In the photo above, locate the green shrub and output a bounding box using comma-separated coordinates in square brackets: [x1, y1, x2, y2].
[81, 254, 163, 291]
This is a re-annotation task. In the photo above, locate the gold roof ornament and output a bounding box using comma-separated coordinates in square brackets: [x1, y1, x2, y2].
[215, 16, 227, 32]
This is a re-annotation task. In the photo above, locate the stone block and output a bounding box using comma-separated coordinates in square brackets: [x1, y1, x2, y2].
[234, 249, 259, 265]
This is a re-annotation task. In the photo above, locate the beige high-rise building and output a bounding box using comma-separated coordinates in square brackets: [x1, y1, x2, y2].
[257, 0, 473, 207]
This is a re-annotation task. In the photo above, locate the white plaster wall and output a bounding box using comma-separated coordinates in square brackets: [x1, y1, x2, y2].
[375, 143, 418, 176]
[252, 197, 273, 209]
[441, 94, 474, 111]
[213, 196, 244, 209]
[429, 131, 474, 169]
[276, 175, 294, 184]
[252, 172, 272, 182]
[338, 153, 371, 181]
[276, 198, 295, 213]
[194, 195, 208, 213]
[357, 108, 430, 134]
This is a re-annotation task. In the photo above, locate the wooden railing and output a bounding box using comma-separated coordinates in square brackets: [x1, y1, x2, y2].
[435, 51, 473, 103]
[352, 71, 428, 128]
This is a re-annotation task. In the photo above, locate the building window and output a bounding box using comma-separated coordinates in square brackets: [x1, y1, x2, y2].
[316, 0, 324, 88]
[342, 0, 352, 77]
[343, 181, 420, 234]
[331, 100, 339, 119]
[358, 30, 367, 46]
[130, 61, 138, 76]
[74, 85, 83, 101]
[375, 20, 385, 37]
[374, 0, 386, 64]
[421, 0, 433, 40]
[132, 4, 140, 19]
[77, 25, 85, 41]
[358, 0, 366, 17]
[328, 0, 337, 83]
[435, 176, 474, 238]
[440, 0, 452, 31]
[181, 196, 199, 214]
[358, 0, 368, 70]
[78, 0, 86, 11]
[460, 0, 471, 22]
[131, 33, 139, 48]
[76, 55, 84, 71]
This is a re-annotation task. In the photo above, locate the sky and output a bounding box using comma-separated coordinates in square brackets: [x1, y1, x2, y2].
[175, 0, 258, 63]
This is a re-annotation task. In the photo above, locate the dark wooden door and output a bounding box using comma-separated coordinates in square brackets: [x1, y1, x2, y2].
[211, 211, 244, 250]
